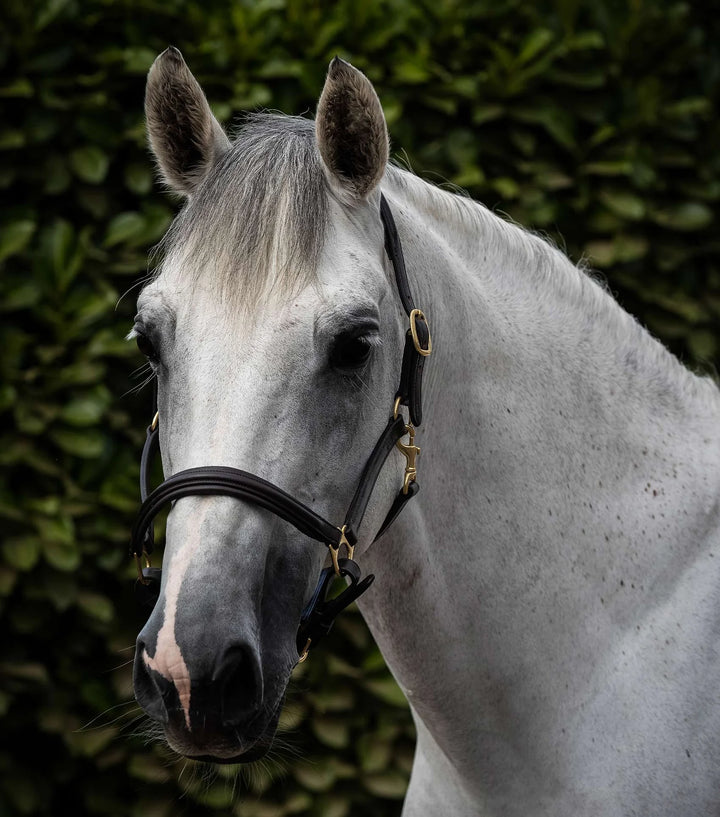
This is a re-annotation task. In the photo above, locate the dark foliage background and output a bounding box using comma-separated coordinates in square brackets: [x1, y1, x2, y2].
[1, 1, 718, 815]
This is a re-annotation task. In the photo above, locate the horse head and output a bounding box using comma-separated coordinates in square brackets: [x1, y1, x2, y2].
[131, 48, 413, 762]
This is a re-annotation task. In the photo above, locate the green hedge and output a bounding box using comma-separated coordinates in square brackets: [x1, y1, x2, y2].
[1, 1, 717, 815]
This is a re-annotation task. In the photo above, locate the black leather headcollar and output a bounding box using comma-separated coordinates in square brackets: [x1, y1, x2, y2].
[130, 194, 432, 660]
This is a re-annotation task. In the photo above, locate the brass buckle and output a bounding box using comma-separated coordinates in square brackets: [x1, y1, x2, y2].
[135, 551, 152, 584]
[409, 309, 432, 357]
[328, 525, 354, 577]
[298, 638, 312, 663]
[396, 424, 420, 494]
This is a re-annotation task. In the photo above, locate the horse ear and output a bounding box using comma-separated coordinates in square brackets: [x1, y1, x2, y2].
[315, 58, 389, 201]
[145, 47, 230, 196]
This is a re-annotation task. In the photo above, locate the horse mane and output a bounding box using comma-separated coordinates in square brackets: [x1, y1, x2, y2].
[385, 164, 720, 410]
[152, 113, 329, 309]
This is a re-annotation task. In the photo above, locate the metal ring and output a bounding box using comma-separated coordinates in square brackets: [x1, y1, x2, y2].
[135, 552, 152, 583]
[298, 638, 311, 663]
[409, 309, 432, 357]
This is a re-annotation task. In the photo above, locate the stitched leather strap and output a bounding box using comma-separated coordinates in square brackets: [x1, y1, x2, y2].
[342, 415, 407, 545]
[380, 194, 430, 427]
[138, 423, 160, 553]
[131, 465, 343, 559]
[131, 416, 410, 559]
[297, 559, 375, 654]
[373, 481, 419, 542]
[140, 424, 159, 503]
[380, 194, 414, 315]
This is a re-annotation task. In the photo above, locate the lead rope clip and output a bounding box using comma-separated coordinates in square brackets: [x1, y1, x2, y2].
[328, 525, 354, 577]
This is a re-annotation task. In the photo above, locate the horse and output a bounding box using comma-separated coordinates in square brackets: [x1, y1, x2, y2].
[130, 47, 720, 816]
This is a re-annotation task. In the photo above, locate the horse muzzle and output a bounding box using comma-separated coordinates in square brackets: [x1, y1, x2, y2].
[134, 630, 285, 762]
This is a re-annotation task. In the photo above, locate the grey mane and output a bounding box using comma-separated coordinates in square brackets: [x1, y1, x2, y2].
[154, 113, 329, 307]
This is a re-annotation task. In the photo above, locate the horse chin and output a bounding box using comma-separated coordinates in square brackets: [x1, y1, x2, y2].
[163, 695, 284, 765]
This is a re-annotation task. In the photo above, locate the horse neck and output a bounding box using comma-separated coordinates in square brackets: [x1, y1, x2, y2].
[360, 171, 720, 792]
[386, 167, 720, 498]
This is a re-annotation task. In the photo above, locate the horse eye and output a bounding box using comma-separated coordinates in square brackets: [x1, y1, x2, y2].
[330, 334, 374, 370]
[135, 332, 159, 362]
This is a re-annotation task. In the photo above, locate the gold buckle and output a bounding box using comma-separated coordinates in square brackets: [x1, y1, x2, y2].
[409, 309, 432, 357]
[298, 638, 312, 663]
[396, 424, 420, 494]
[135, 551, 152, 583]
[328, 525, 354, 576]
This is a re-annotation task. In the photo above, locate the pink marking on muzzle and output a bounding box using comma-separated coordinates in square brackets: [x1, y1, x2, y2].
[142, 496, 211, 730]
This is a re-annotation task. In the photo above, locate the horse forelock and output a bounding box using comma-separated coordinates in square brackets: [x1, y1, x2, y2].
[151, 113, 329, 309]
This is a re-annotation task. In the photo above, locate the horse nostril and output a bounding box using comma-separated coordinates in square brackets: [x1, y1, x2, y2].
[133, 639, 176, 723]
[215, 644, 264, 726]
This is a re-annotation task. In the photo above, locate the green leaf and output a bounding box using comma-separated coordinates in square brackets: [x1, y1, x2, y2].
[357, 733, 392, 773]
[687, 330, 717, 360]
[312, 716, 350, 748]
[472, 104, 505, 125]
[613, 235, 649, 263]
[652, 203, 713, 231]
[0, 565, 18, 595]
[50, 427, 105, 458]
[363, 678, 408, 707]
[34, 514, 75, 545]
[59, 388, 110, 426]
[70, 146, 110, 184]
[49, 219, 87, 289]
[293, 761, 337, 792]
[283, 793, 313, 814]
[599, 190, 646, 220]
[518, 28, 555, 64]
[2, 537, 41, 571]
[394, 59, 430, 84]
[127, 756, 172, 784]
[121, 47, 158, 74]
[42, 539, 81, 571]
[492, 177, 520, 199]
[277, 702, 306, 731]
[0, 79, 34, 98]
[103, 212, 146, 247]
[0, 220, 36, 262]
[76, 592, 114, 623]
[182, 779, 235, 809]
[0, 130, 26, 149]
[124, 163, 153, 195]
[512, 105, 576, 152]
[583, 160, 631, 177]
[362, 771, 408, 798]
[0, 661, 49, 684]
[66, 726, 118, 757]
[35, 0, 73, 31]
[54, 361, 105, 386]
[567, 30, 605, 50]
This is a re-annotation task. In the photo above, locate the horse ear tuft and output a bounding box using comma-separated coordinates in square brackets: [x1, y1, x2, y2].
[145, 47, 230, 196]
[315, 58, 389, 201]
